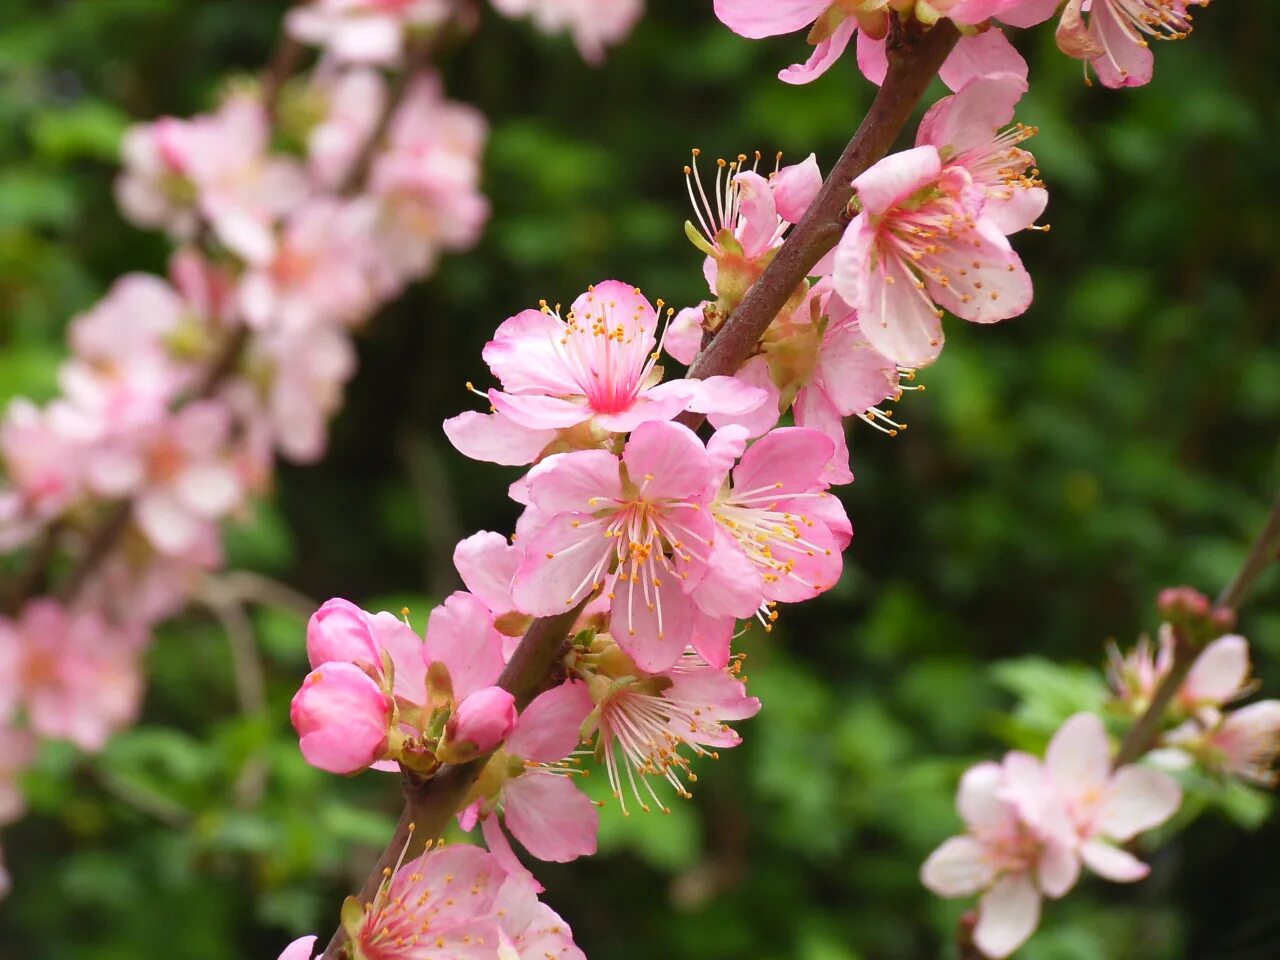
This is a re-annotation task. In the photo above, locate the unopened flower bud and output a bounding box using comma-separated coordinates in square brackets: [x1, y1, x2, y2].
[439, 686, 517, 762]
[306, 597, 378, 669]
[1157, 586, 1212, 623]
[291, 662, 393, 775]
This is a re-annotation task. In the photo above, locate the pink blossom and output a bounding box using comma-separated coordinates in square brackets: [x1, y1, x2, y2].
[916, 72, 1047, 235]
[442, 686, 518, 758]
[446, 281, 764, 467]
[238, 198, 383, 332]
[114, 401, 245, 557]
[490, 0, 644, 63]
[511, 420, 716, 672]
[577, 645, 759, 814]
[291, 661, 394, 774]
[307, 68, 387, 188]
[1054, 0, 1203, 89]
[5, 599, 144, 752]
[307, 597, 429, 704]
[832, 145, 1033, 367]
[459, 680, 599, 870]
[695, 426, 851, 652]
[454, 532, 523, 624]
[116, 96, 307, 263]
[494, 875, 588, 960]
[1206, 701, 1280, 785]
[370, 76, 490, 284]
[1108, 628, 1255, 717]
[287, 0, 452, 65]
[422, 591, 508, 702]
[343, 843, 506, 960]
[0, 399, 91, 540]
[245, 324, 358, 464]
[922, 760, 1077, 959]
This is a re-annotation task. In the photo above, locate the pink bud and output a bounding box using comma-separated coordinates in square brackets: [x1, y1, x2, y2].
[445, 686, 517, 755]
[1157, 586, 1212, 622]
[291, 662, 393, 775]
[307, 598, 378, 669]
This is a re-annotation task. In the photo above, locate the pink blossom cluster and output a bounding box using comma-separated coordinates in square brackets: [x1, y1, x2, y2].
[0, 6, 490, 888]
[287, 0, 644, 66]
[923, 629, 1280, 957]
[276, 838, 588, 960]
[713, 0, 1210, 90]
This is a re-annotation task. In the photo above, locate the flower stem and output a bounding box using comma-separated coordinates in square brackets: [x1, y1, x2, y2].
[1114, 492, 1280, 769]
[317, 20, 963, 959]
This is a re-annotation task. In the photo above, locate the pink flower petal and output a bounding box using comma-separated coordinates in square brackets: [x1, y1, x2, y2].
[1081, 839, 1150, 881]
[503, 770, 600, 862]
[706, 355, 781, 438]
[712, 0, 831, 38]
[512, 514, 613, 617]
[621, 421, 712, 503]
[732, 171, 781, 258]
[507, 681, 594, 763]
[925, 219, 1033, 324]
[423, 592, 506, 700]
[488, 390, 593, 430]
[772, 154, 823, 223]
[611, 573, 697, 673]
[527, 449, 623, 515]
[442, 411, 556, 467]
[1036, 840, 1081, 899]
[779, 16, 857, 85]
[733, 427, 834, 497]
[851, 146, 942, 218]
[1182, 634, 1250, 707]
[454, 531, 521, 615]
[856, 29, 888, 86]
[793, 386, 853, 485]
[939, 29, 1028, 93]
[974, 872, 1041, 959]
[1045, 712, 1112, 799]
[1099, 765, 1181, 841]
[920, 836, 997, 897]
[1089, 0, 1155, 88]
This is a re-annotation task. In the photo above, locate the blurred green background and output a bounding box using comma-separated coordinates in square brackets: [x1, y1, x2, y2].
[1, 1, 1278, 958]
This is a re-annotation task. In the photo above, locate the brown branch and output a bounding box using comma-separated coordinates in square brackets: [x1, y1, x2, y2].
[1113, 492, 1280, 768]
[318, 20, 963, 960]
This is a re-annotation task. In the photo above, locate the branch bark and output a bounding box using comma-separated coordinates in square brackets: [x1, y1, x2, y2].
[318, 20, 962, 960]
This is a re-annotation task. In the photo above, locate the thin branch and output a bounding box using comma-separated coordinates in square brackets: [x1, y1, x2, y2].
[1114, 492, 1280, 768]
[318, 21, 963, 960]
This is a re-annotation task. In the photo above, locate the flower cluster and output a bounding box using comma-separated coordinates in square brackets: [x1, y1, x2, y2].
[277, 838, 588, 960]
[713, 0, 1210, 90]
[924, 626, 1280, 957]
[0, 0, 495, 889]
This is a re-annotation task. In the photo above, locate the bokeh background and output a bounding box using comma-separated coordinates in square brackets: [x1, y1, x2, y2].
[1, 1, 1278, 958]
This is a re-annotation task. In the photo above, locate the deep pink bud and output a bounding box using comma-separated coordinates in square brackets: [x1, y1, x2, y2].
[1156, 586, 1212, 623]
[443, 686, 517, 757]
[306, 597, 378, 669]
[291, 662, 393, 775]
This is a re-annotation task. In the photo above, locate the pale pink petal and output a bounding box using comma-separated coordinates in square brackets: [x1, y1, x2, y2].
[957, 761, 1016, 833]
[611, 574, 696, 673]
[706, 355, 781, 438]
[527, 449, 623, 515]
[712, 0, 831, 38]
[488, 391, 593, 430]
[1090, 1, 1155, 88]
[780, 17, 856, 85]
[173, 463, 241, 518]
[1182, 635, 1249, 707]
[917, 72, 1028, 157]
[707, 425, 751, 487]
[1081, 839, 1150, 881]
[772, 154, 822, 223]
[1099, 766, 1181, 841]
[503, 770, 600, 862]
[939, 29, 1028, 93]
[686, 375, 770, 418]
[423, 592, 506, 700]
[851, 146, 943, 218]
[855, 29, 888, 86]
[999, 0, 1063, 28]
[693, 538, 765, 619]
[974, 872, 1041, 959]
[481, 815, 543, 893]
[621, 421, 711, 503]
[1045, 713, 1112, 799]
[732, 171, 780, 258]
[136, 490, 203, 555]
[454, 531, 521, 614]
[733, 427, 834, 497]
[483, 308, 582, 395]
[925, 219, 1033, 324]
[921, 836, 998, 897]
[665, 306, 704, 364]
[367, 611, 429, 703]
[983, 186, 1049, 235]
[442, 411, 556, 467]
[506, 681, 594, 762]
[690, 611, 736, 670]
[1036, 840, 1081, 899]
[793, 386, 853, 486]
[512, 514, 612, 617]
[276, 935, 318, 960]
[816, 323, 899, 416]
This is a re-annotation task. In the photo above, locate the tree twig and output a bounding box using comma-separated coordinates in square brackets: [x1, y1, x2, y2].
[1113, 492, 1280, 768]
